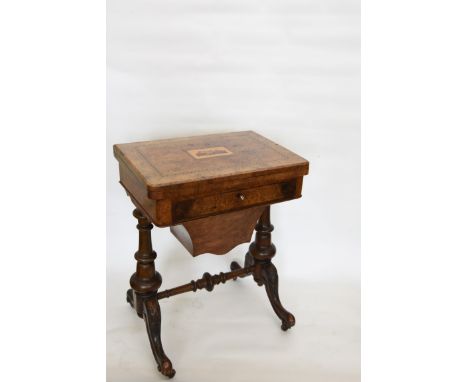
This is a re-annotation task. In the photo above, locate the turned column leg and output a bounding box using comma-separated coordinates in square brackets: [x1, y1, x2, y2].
[246, 206, 295, 331]
[126, 208, 176, 378]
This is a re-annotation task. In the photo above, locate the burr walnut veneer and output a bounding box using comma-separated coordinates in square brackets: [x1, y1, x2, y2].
[114, 131, 309, 378]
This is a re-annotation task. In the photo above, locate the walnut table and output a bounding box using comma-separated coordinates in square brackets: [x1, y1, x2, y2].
[113, 131, 309, 378]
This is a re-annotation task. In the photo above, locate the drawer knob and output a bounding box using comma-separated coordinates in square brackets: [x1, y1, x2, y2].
[237, 193, 246, 201]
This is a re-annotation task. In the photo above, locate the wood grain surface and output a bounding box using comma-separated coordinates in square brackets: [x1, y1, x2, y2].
[170, 206, 265, 256]
[114, 130, 308, 199]
[115, 131, 308, 227]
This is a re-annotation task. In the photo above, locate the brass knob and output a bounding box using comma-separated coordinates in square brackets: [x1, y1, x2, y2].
[238, 193, 246, 201]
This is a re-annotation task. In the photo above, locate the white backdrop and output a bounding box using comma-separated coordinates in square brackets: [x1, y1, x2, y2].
[107, 1, 360, 381]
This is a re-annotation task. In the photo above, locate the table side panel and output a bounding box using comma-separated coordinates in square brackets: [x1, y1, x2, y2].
[119, 163, 172, 227]
[147, 163, 308, 200]
[119, 163, 163, 224]
[119, 158, 304, 227]
[172, 178, 299, 223]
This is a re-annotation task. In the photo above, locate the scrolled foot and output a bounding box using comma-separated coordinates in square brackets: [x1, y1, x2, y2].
[230, 261, 241, 271]
[158, 359, 176, 378]
[126, 289, 134, 307]
[142, 297, 176, 378]
[281, 313, 296, 331]
[230, 261, 242, 280]
[231, 252, 255, 281]
[258, 261, 296, 331]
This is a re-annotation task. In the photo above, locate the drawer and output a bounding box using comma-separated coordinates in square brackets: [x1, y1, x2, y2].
[172, 178, 299, 223]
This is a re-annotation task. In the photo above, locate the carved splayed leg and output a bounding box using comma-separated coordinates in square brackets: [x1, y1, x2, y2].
[142, 297, 175, 378]
[256, 261, 295, 331]
[127, 208, 176, 378]
[248, 206, 296, 331]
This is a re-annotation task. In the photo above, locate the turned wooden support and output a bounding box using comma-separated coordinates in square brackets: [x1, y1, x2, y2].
[157, 265, 255, 300]
[249, 205, 276, 262]
[126, 209, 175, 378]
[128, 209, 162, 315]
[231, 206, 296, 331]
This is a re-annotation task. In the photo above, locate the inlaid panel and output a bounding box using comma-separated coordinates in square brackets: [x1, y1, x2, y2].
[114, 131, 308, 198]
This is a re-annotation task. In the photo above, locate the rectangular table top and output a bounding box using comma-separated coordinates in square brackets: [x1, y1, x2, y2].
[114, 131, 308, 199]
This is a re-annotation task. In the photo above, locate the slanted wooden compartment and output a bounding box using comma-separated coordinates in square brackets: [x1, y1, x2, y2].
[170, 206, 266, 256]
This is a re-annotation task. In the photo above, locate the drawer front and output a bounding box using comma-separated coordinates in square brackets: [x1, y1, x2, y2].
[172, 179, 298, 222]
